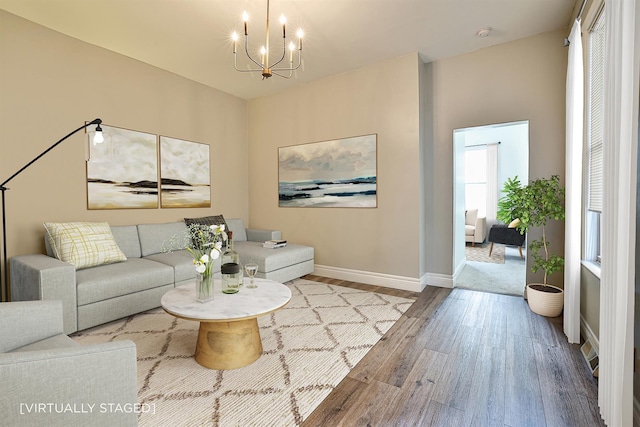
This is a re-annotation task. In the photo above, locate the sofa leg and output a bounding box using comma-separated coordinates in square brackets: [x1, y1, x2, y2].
[489, 242, 494, 256]
[518, 246, 523, 259]
[472, 242, 475, 247]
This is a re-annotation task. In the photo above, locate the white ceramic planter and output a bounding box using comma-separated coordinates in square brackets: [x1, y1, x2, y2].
[526, 283, 564, 317]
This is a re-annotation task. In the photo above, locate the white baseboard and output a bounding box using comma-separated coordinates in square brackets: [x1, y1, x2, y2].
[312, 265, 456, 292]
[312, 264, 425, 292]
[424, 272, 454, 289]
[580, 314, 600, 354]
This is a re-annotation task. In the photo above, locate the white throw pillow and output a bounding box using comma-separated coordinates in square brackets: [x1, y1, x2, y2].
[44, 222, 127, 269]
[508, 218, 521, 228]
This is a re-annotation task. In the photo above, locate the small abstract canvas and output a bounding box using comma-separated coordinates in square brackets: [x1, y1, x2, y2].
[87, 125, 158, 209]
[278, 134, 377, 208]
[160, 136, 211, 208]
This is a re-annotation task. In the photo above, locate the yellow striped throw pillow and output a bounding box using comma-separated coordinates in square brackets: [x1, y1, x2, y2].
[44, 222, 127, 269]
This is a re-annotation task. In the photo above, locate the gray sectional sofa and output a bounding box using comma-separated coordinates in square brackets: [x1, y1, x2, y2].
[10, 218, 314, 334]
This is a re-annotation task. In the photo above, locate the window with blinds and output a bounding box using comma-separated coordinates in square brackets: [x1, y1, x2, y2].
[587, 10, 605, 213]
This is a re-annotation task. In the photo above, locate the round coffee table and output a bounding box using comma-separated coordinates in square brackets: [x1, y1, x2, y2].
[161, 278, 291, 370]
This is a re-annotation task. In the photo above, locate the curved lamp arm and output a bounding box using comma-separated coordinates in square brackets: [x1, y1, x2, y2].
[0, 118, 102, 190]
[0, 118, 103, 302]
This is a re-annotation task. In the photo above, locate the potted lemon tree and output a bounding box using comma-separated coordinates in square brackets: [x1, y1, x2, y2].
[514, 175, 566, 317]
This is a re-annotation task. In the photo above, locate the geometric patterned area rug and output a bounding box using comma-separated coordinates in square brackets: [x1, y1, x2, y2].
[72, 278, 414, 426]
[465, 242, 505, 264]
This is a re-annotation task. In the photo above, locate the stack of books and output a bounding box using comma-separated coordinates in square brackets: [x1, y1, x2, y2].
[263, 239, 287, 248]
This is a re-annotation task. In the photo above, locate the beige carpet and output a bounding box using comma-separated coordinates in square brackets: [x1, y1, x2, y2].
[73, 279, 414, 426]
[465, 242, 505, 264]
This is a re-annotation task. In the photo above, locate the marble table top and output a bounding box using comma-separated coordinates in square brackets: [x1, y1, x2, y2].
[161, 277, 292, 322]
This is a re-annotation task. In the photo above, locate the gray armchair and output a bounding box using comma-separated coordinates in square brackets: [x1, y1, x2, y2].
[0, 300, 138, 427]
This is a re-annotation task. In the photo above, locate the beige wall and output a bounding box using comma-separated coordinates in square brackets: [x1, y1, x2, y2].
[248, 54, 422, 283]
[425, 29, 568, 286]
[0, 10, 248, 297]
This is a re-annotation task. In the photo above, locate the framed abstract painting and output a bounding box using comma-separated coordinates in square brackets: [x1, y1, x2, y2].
[159, 136, 211, 208]
[278, 134, 377, 208]
[86, 125, 158, 209]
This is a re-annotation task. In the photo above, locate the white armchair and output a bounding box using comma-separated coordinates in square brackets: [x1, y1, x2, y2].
[465, 209, 487, 246]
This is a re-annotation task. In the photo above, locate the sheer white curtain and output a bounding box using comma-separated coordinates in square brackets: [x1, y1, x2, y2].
[563, 19, 583, 344]
[485, 144, 498, 227]
[599, 0, 638, 425]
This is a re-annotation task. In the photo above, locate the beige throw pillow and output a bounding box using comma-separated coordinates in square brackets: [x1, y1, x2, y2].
[44, 222, 127, 269]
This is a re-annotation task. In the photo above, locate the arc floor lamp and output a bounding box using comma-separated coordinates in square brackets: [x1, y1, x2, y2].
[0, 118, 103, 302]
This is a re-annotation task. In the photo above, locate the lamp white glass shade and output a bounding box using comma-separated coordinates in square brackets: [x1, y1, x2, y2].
[93, 130, 104, 145]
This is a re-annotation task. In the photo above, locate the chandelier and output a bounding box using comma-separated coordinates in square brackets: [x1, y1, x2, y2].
[231, 0, 304, 79]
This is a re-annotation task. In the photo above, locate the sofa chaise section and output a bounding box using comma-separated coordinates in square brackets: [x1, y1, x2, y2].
[225, 218, 315, 283]
[233, 241, 314, 283]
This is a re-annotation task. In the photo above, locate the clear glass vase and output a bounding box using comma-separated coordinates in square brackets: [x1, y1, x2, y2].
[196, 273, 214, 303]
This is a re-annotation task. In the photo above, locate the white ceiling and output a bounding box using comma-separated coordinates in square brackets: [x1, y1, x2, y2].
[0, 0, 579, 100]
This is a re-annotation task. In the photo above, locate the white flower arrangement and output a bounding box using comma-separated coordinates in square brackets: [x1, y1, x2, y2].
[186, 223, 226, 277]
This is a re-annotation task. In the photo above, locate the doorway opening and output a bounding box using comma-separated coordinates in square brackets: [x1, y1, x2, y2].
[452, 120, 529, 296]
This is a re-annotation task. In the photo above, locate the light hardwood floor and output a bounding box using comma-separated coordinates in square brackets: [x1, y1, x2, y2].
[301, 275, 604, 427]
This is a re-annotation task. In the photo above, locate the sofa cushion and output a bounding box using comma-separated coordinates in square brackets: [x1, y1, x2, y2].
[144, 250, 197, 283]
[110, 225, 142, 258]
[0, 300, 65, 352]
[234, 241, 314, 273]
[226, 218, 248, 242]
[44, 222, 127, 270]
[10, 334, 79, 352]
[137, 222, 188, 257]
[184, 214, 227, 231]
[76, 258, 174, 306]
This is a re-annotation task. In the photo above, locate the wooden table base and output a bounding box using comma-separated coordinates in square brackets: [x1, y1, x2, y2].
[194, 318, 263, 370]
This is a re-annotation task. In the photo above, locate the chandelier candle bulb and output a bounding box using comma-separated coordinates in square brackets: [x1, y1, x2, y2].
[280, 14, 286, 37]
[297, 29, 303, 50]
[243, 11, 248, 35]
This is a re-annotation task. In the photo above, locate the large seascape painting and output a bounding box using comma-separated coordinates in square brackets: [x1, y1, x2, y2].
[87, 125, 158, 209]
[160, 136, 211, 208]
[278, 134, 377, 208]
